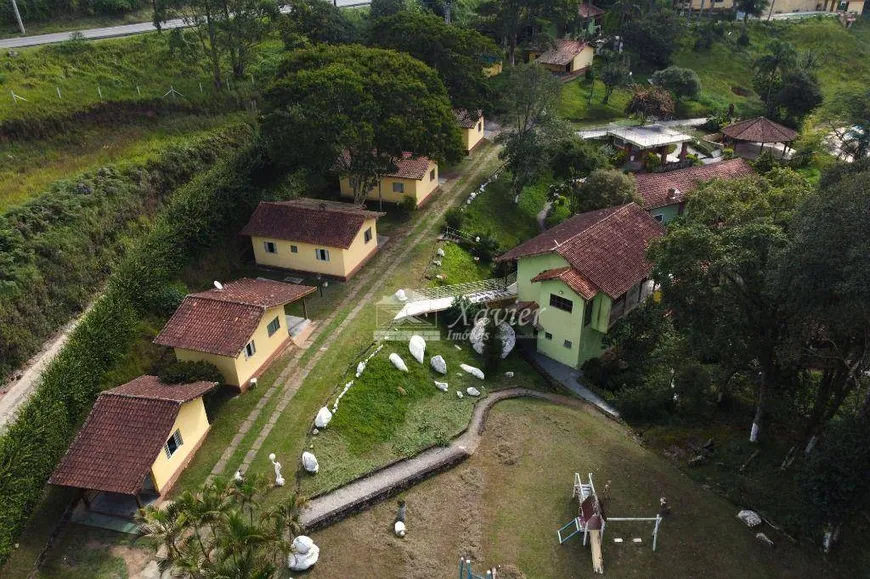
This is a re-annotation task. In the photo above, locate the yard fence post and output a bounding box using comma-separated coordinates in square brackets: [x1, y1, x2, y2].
[56, 86, 62, 99]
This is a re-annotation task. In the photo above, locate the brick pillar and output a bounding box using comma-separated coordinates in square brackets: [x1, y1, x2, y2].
[680, 142, 689, 160]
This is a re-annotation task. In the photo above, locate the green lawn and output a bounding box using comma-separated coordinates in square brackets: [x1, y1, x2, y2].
[430, 241, 494, 287]
[308, 398, 845, 578]
[460, 174, 549, 250]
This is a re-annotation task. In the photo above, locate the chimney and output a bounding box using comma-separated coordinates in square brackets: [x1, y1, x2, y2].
[667, 188, 681, 201]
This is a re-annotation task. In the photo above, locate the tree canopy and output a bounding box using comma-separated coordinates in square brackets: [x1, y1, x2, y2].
[279, 0, 359, 46]
[648, 169, 812, 443]
[369, 10, 499, 114]
[494, 62, 563, 134]
[625, 85, 675, 122]
[574, 169, 639, 214]
[651, 66, 701, 101]
[622, 9, 683, 68]
[260, 44, 463, 204]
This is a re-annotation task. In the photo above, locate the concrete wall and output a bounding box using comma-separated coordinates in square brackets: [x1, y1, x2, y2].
[571, 45, 595, 73]
[149, 398, 210, 493]
[174, 304, 290, 387]
[339, 160, 439, 206]
[516, 253, 571, 302]
[250, 217, 379, 279]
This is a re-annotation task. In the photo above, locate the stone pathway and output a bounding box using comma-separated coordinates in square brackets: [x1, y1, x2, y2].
[300, 388, 589, 529]
[209, 145, 503, 479]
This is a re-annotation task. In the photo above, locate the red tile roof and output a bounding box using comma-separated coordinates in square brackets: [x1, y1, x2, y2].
[154, 278, 315, 357]
[49, 376, 216, 495]
[531, 266, 598, 300]
[454, 109, 483, 129]
[578, 3, 606, 18]
[387, 153, 434, 180]
[241, 199, 383, 249]
[635, 159, 755, 210]
[536, 39, 589, 66]
[499, 204, 664, 299]
[721, 116, 798, 143]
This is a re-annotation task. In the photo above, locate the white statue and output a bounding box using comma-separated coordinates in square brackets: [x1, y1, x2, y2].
[269, 453, 285, 487]
[288, 536, 320, 571]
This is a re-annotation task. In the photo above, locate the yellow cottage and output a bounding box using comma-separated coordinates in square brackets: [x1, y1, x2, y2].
[454, 109, 485, 154]
[49, 376, 216, 508]
[340, 153, 440, 207]
[242, 199, 385, 281]
[154, 278, 316, 389]
[529, 39, 594, 75]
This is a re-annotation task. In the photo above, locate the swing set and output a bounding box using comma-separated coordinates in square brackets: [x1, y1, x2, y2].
[556, 473, 663, 574]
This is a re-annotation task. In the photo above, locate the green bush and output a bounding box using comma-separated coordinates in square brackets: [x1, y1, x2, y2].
[444, 207, 464, 230]
[0, 128, 271, 566]
[158, 360, 223, 385]
[613, 381, 674, 422]
[399, 195, 417, 214]
[471, 232, 500, 263]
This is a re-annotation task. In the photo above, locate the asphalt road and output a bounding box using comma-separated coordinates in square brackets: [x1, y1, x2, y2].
[0, 1, 369, 50]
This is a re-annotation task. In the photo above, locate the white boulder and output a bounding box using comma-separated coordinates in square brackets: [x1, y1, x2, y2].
[430, 355, 447, 374]
[288, 536, 320, 571]
[409, 335, 426, 364]
[436, 248, 446, 257]
[356, 361, 366, 377]
[314, 407, 332, 429]
[736, 510, 762, 528]
[470, 318, 516, 359]
[505, 371, 515, 378]
[434, 381, 449, 392]
[456, 391, 464, 399]
[389, 353, 409, 372]
[466, 387, 481, 397]
[394, 521, 407, 537]
[432, 260, 442, 267]
[395, 289, 408, 302]
[460, 363, 485, 380]
[302, 452, 319, 474]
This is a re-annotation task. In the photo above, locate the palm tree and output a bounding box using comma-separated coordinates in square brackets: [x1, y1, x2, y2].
[230, 473, 268, 525]
[137, 502, 187, 563]
[612, 0, 642, 26]
[265, 493, 309, 567]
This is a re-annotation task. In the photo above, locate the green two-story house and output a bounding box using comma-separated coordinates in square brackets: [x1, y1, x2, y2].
[496, 203, 664, 369]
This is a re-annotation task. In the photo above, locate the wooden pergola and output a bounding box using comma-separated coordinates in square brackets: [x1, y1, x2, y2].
[721, 116, 798, 158]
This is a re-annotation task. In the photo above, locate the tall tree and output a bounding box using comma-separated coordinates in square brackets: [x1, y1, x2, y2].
[598, 49, 631, 105]
[260, 45, 463, 205]
[736, 0, 770, 23]
[648, 169, 812, 443]
[825, 88, 870, 160]
[280, 0, 359, 46]
[650, 66, 701, 102]
[771, 165, 870, 444]
[476, 0, 575, 65]
[625, 85, 675, 122]
[572, 169, 639, 213]
[370, 0, 406, 20]
[771, 69, 823, 127]
[496, 62, 563, 134]
[621, 9, 683, 68]
[369, 11, 500, 114]
[752, 39, 797, 117]
[549, 136, 610, 183]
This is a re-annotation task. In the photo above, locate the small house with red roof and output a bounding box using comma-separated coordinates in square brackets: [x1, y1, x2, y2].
[529, 39, 594, 75]
[339, 153, 439, 207]
[49, 376, 216, 509]
[496, 204, 664, 368]
[154, 278, 316, 389]
[634, 158, 755, 224]
[454, 109, 485, 154]
[242, 199, 385, 280]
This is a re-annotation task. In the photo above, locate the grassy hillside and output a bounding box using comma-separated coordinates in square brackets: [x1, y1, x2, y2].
[562, 17, 870, 124]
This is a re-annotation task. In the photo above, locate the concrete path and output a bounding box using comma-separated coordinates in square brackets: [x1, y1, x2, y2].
[0, 302, 95, 432]
[0, 1, 368, 49]
[209, 145, 503, 479]
[537, 200, 553, 231]
[301, 388, 589, 529]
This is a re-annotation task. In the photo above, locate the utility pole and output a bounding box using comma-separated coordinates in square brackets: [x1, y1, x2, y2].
[10, 0, 26, 35]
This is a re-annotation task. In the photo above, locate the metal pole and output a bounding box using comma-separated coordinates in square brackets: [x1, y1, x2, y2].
[653, 515, 661, 552]
[10, 0, 25, 35]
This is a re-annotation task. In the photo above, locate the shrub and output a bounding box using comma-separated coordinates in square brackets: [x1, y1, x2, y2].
[723, 147, 735, 160]
[672, 361, 714, 417]
[471, 233, 500, 263]
[158, 360, 223, 385]
[752, 150, 780, 174]
[737, 30, 750, 47]
[645, 151, 662, 170]
[400, 195, 417, 214]
[651, 66, 702, 101]
[444, 207, 464, 231]
[613, 381, 674, 422]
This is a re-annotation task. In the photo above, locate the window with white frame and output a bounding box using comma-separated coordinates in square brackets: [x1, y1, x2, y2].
[244, 340, 256, 359]
[263, 241, 277, 254]
[364, 227, 373, 243]
[164, 429, 184, 459]
[267, 316, 280, 337]
[392, 182, 405, 194]
[316, 248, 330, 262]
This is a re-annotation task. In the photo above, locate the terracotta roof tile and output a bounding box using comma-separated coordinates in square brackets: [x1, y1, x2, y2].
[635, 159, 755, 210]
[500, 204, 664, 299]
[721, 116, 798, 143]
[454, 109, 483, 129]
[49, 376, 214, 495]
[387, 153, 434, 180]
[578, 2, 605, 17]
[531, 266, 599, 300]
[154, 279, 315, 357]
[241, 199, 383, 249]
[536, 39, 589, 66]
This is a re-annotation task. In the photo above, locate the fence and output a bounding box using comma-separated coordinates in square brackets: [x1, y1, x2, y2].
[407, 272, 517, 302]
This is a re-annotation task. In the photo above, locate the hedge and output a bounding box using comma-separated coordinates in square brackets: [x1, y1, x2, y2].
[0, 122, 253, 382]
[0, 126, 274, 566]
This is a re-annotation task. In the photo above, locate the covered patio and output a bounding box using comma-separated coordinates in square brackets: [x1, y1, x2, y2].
[721, 116, 798, 160]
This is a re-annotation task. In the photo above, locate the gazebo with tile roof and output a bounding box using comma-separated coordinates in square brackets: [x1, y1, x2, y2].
[721, 116, 798, 157]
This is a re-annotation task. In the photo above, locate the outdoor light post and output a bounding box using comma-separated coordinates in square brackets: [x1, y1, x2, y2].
[10, 0, 26, 35]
